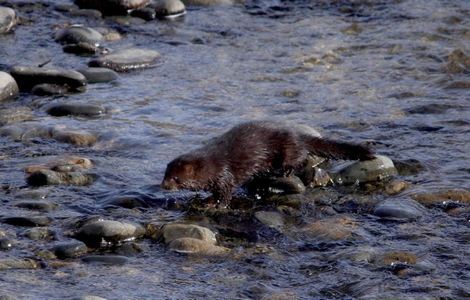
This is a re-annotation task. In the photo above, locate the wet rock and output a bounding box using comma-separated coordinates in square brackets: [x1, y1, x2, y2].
[81, 255, 128, 265]
[114, 242, 145, 256]
[46, 103, 106, 117]
[159, 223, 217, 245]
[335, 155, 398, 185]
[0, 7, 16, 34]
[14, 200, 57, 212]
[406, 103, 456, 114]
[25, 156, 93, 173]
[77, 67, 118, 83]
[445, 49, 470, 74]
[411, 189, 470, 206]
[247, 175, 306, 196]
[3, 216, 52, 227]
[10, 66, 87, 92]
[0, 238, 14, 250]
[182, 0, 236, 5]
[341, 22, 362, 35]
[384, 180, 409, 195]
[373, 199, 427, 221]
[254, 211, 284, 231]
[0, 106, 32, 125]
[69, 9, 103, 18]
[26, 169, 95, 186]
[0, 258, 38, 270]
[75, 0, 150, 15]
[24, 227, 54, 240]
[0, 71, 19, 101]
[88, 48, 161, 72]
[376, 251, 417, 266]
[55, 25, 103, 46]
[168, 237, 229, 255]
[53, 241, 88, 259]
[54, 3, 80, 12]
[76, 220, 145, 247]
[51, 129, 97, 146]
[302, 216, 358, 240]
[393, 159, 424, 176]
[32, 83, 70, 96]
[130, 7, 156, 20]
[154, 0, 186, 19]
[63, 43, 99, 55]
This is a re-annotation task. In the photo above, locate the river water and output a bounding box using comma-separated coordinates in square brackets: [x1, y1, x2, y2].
[0, 0, 469, 299]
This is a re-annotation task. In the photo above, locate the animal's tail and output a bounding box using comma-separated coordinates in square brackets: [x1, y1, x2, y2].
[302, 135, 374, 161]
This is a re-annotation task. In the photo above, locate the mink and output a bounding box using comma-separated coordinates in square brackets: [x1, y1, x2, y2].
[161, 121, 374, 207]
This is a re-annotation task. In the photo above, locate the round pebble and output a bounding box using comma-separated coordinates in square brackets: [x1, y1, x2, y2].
[3, 216, 52, 227]
[76, 220, 145, 247]
[46, 103, 106, 117]
[10, 66, 87, 92]
[0, 238, 14, 251]
[14, 200, 57, 212]
[0, 71, 19, 102]
[55, 25, 103, 46]
[53, 241, 88, 259]
[160, 223, 217, 244]
[335, 155, 398, 184]
[154, 0, 186, 19]
[0, 107, 32, 125]
[77, 67, 119, 83]
[0, 7, 16, 34]
[168, 237, 228, 255]
[88, 48, 161, 72]
[374, 199, 427, 221]
[74, 0, 150, 15]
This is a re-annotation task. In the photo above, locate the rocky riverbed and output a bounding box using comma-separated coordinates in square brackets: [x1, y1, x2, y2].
[0, 0, 469, 299]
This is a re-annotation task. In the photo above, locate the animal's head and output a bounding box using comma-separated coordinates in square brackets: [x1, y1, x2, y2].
[161, 154, 207, 191]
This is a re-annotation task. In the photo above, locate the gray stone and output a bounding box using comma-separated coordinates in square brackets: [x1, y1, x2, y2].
[168, 238, 228, 255]
[10, 66, 87, 92]
[32, 83, 71, 96]
[130, 7, 156, 20]
[74, 0, 150, 15]
[0, 106, 32, 125]
[46, 103, 106, 117]
[254, 211, 284, 231]
[76, 220, 145, 247]
[26, 169, 95, 186]
[3, 216, 52, 227]
[374, 199, 427, 221]
[81, 255, 128, 265]
[14, 200, 57, 212]
[89, 48, 161, 72]
[154, 0, 186, 18]
[182, 0, 236, 5]
[55, 25, 103, 46]
[160, 223, 217, 245]
[0, 258, 38, 270]
[53, 241, 88, 259]
[0, 238, 14, 251]
[77, 67, 119, 83]
[0, 71, 19, 102]
[63, 42, 98, 55]
[24, 227, 54, 240]
[0, 7, 16, 34]
[335, 155, 398, 185]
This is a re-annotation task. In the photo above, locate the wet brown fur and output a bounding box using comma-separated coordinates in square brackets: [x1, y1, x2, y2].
[162, 121, 374, 206]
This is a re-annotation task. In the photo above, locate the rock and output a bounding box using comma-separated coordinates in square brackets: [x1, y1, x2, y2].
[0, 106, 32, 125]
[335, 155, 398, 185]
[0, 258, 38, 270]
[25, 156, 93, 174]
[53, 241, 88, 259]
[411, 189, 470, 206]
[159, 223, 217, 245]
[254, 211, 284, 231]
[74, 0, 150, 15]
[384, 180, 409, 195]
[3, 216, 52, 227]
[10, 66, 87, 92]
[181, 0, 235, 5]
[130, 7, 156, 20]
[55, 25, 103, 46]
[51, 129, 97, 146]
[69, 9, 103, 18]
[393, 159, 424, 176]
[46, 103, 106, 117]
[153, 0, 186, 19]
[341, 22, 362, 35]
[0, 7, 16, 34]
[24, 227, 54, 240]
[373, 199, 427, 221]
[88, 48, 161, 72]
[168, 237, 229, 255]
[32, 83, 70, 96]
[77, 67, 118, 83]
[14, 200, 57, 212]
[26, 169, 95, 186]
[376, 251, 417, 266]
[302, 216, 358, 240]
[63, 43, 99, 55]
[81, 255, 128, 265]
[445, 49, 470, 74]
[0, 71, 19, 101]
[0, 238, 14, 250]
[75, 220, 145, 247]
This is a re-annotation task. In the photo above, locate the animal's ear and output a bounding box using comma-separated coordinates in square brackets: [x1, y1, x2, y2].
[183, 164, 194, 176]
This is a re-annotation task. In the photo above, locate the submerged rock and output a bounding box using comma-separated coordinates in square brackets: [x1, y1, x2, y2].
[181, 0, 236, 5]
[81, 255, 128, 265]
[14, 200, 57, 212]
[168, 238, 229, 255]
[373, 199, 427, 221]
[302, 216, 359, 240]
[76, 220, 145, 247]
[335, 155, 398, 185]
[0, 258, 38, 270]
[154, 0, 186, 19]
[88, 48, 161, 72]
[159, 223, 217, 244]
[75, 0, 150, 15]
[445, 49, 470, 74]
[0, 7, 16, 34]
[411, 189, 470, 206]
[25, 156, 93, 173]
[32, 83, 70, 96]
[3, 216, 52, 227]
[51, 129, 97, 146]
[10, 66, 87, 92]
[0, 71, 19, 102]
[46, 103, 106, 117]
[130, 7, 156, 20]
[77, 67, 118, 83]
[55, 25, 103, 46]
[26, 169, 95, 186]
[53, 241, 88, 259]
[254, 211, 284, 231]
[0, 107, 32, 125]
[0, 238, 14, 251]
[63, 43, 99, 55]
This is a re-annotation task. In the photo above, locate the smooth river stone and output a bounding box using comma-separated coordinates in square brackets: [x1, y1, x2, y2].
[14, 200, 57, 212]
[50, 129, 97, 146]
[160, 223, 217, 245]
[130, 7, 156, 20]
[46, 103, 106, 117]
[373, 199, 427, 221]
[154, 0, 186, 19]
[169, 237, 228, 255]
[10, 66, 87, 92]
[53, 241, 88, 259]
[74, 0, 150, 15]
[0, 7, 16, 34]
[335, 155, 398, 185]
[26, 169, 95, 186]
[3, 216, 52, 227]
[0, 258, 38, 270]
[32, 83, 70, 96]
[0, 107, 32, 125]
[55, 25, 103, 46]
[77, 67, 119, 83]
[181, 0, 236, 5]
[88, 48, 161, 72]
[0, 71, 19, 101]
[76, 220, 145, 247]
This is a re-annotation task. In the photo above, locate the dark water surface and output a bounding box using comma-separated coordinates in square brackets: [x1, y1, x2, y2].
[0, 0, 469, 299]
